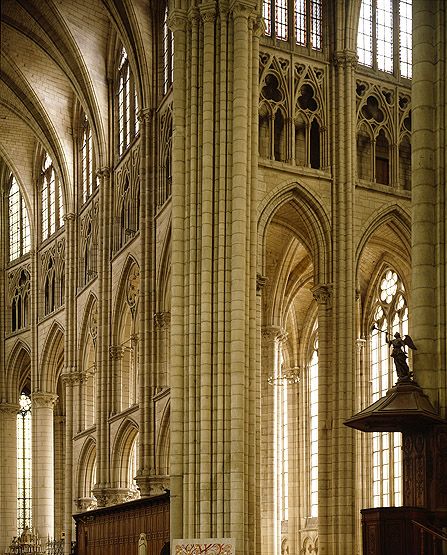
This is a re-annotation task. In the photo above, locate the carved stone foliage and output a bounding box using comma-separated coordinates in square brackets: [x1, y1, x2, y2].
[259, 51, 327, 169]
[79, 199, 99, 288]
[300, 534, 318, 555]
[8, 264, 31, 333]
[356, 79, 411, 189]
[40, 237, 65, 316]
[113, 144, 140, 253]
[157, 103, 173, 209]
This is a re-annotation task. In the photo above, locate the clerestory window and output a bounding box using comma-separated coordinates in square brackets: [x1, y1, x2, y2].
[41, 153, 64, 241]
[79, 114, 97, 204]
[163, 5, 174, 95]
[8, 176, 30, 262]
[116, 47, 139, 157]
[357, 0, 412, 79]
[263, 0, 323, 50]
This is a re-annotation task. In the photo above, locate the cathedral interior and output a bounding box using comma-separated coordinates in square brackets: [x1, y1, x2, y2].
[1, 0, 446, 554]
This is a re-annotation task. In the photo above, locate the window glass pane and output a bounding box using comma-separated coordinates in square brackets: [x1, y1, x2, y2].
[275, 0, 288, 40]
[310, 0, 322, 50]
[295, 0, 306, 45]
[17, 393, 32, 534]
[263, 0, 272, 35]
[357, 0, 373, 67]
[9, 178, 20, 261]
[399, 0, 412, 78]
[376, 0, 393, 73]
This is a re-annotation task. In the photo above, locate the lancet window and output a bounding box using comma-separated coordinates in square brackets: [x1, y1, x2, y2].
[263, 0, 323, 50]
[79, 201, 98, 288]
[8, 176, 30, 262]
[357, 0, 412, 79]
[17, 392, 32, 535]
[116, 47, 139, 158]
[308, 330, 318, 517]
[158, 105, 172, 208]
[40, 153, 64, 241]
[41, 240, 65, 316]
[79, 113, 97, 204]
[370, 269, 407, 507]
[163, 5, 174, 95]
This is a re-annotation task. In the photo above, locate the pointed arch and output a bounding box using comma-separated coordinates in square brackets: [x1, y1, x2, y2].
[156, 399, 170, 476]
[112, 255, 140, 342]
[6, 339, 31, 403]
[258, 181, 331, 286]
[156, 224, 172, 313]
[76, 436, 97, 501]
[39, 320, 65, 393]
[111, 417, 139, 489]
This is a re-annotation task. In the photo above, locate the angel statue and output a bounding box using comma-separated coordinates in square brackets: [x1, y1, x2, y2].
[385, 331, 417, 380]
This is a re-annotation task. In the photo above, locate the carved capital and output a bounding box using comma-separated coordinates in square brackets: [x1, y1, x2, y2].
[312, 284, 332, 306]
[261, 325, 287, 344]
[63, 212, 76, 222]
[96, 167, 110, 179]
[154, 311, 171, 329]
[135, 473, 170, 497]
[200, 3, 216, 23]
[333, 50, 358, 69]
[74, 496, 97, 512]
[61, 372, 81, 386]
[168, 9, 188, 32]
[137, 108, 154, 124]
[31, 392, 58, 409]
[92, 487, 139, 508]
[256, 273, 267, 295]
[231, 0, 257, 19]
[0, 402, 20, 416]
[109, 345, 125, 360]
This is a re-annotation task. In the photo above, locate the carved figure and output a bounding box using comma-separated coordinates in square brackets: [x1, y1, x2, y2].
[386, 331, 417, 380]
[138, 533, 147, 555]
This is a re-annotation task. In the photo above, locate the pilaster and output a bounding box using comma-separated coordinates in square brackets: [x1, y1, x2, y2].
[0, 403, 19, 552]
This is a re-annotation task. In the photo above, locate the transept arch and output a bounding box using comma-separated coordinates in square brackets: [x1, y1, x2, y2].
[258, 181, 331, 287]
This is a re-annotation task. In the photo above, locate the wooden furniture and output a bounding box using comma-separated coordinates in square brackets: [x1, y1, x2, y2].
[73, 493, 169, 555]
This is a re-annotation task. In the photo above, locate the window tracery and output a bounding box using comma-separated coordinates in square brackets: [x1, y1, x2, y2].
[40, 153, 64, 241]
[8, 266, 31, 333]
[158, 104, 173, 208]
[79, 200, 98, 288]
[8, 175, 30, 262]
[259, 53, 327, 169]
[113, 145, 140, 253]
[370, 269, 406, 507]
[357, 0, 412, 79]
[41, 239, 65, 316]
[356, 80, 411, 189]
[116, 47, 139, 157]
[263, 0, 323, 50]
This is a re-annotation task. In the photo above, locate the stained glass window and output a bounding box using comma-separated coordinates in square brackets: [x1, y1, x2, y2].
[17, 392, 32, 535]
[163, 6, 174, 95]
[80, 115, 96, 204]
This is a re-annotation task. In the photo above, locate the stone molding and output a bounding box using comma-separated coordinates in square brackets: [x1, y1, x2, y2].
[135, 473, 170, 497]
[92, 487, 139, 507]
[356, 338, 367, 353]
[74, 496, 97, 512]
[109, 345, 125, 360]
[154, 311, 171, 329]
[261, 325, 287, 344]
[256, 273, 267, 295]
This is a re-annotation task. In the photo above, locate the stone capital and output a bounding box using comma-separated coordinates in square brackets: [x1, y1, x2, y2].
[261, 325, 287, 344]
[231, 0, 257, 19]
[168, 9, 188, 33]
[200, 3, 216, 23]
[312, 284, 332, 306]
[333, 50, 358, 69]
[110, 345, 125, 360]
[356, 338, 367, 353]
[154, 311, 171, 329]
[92, 487, 139, 508]
[31, 392, 58, 409]
[63, 212, 76, 222]
[256, 273, 267, 295]
[0, 402, 20, 415]
[137, 108, 154, 124]
[135, 472, 170, 497]
[74, 496, 97, 512]
[96, 167, 110, 179]
[61, 372, 81, 386]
